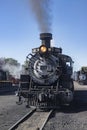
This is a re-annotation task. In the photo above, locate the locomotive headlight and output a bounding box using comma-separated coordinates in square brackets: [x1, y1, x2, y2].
[40, 45, 47, 53]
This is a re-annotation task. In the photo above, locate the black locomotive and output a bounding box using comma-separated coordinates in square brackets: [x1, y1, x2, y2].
[18, 33, 74, 109]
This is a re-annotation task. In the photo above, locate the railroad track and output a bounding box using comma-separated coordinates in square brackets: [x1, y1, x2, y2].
[8, 108, 53, 130]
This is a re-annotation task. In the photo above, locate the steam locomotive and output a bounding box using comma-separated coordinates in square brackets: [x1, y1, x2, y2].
[73, 67, 87, 85]
[17, 33, 74, 109]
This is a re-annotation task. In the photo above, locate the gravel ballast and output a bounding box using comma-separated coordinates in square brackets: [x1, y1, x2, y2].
[1, 82, 87, 130]
[44, 106, 87, 130]
[0, 95, 31, 130]
[44, 82, 87, 130]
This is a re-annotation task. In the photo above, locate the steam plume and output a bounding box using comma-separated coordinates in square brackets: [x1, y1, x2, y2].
[2, 64, 21, 79]
[29, 0, 52, 33]
[0, 58, 23, 79]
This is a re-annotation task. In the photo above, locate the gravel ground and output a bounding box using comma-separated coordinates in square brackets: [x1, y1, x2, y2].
[1, 82, 87, 130]
[16, 111, 51, 130]
[0, 94, 31, 130]
[44, 108, 87, 130]
[43, 82, 87, 130]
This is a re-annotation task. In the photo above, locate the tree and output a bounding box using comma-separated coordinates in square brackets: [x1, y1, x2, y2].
[4, 58, 20, 66]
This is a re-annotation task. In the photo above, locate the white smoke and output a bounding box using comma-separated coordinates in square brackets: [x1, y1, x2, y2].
[2, 64, 22, 79]
[0, 58, 24, 79]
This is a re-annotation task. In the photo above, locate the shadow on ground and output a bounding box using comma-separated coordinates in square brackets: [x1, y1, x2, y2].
[55, 90, 87, 114]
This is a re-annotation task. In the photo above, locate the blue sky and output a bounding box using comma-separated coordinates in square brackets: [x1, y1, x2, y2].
[0, 0, 87, 71]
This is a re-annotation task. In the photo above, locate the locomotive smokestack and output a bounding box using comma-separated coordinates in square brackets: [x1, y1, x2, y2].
[40, 33, 52, 48]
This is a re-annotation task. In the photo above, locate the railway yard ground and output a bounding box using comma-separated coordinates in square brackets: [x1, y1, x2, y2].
[0, 82, 87, 130]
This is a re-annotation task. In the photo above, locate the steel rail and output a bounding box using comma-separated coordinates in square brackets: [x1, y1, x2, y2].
[8, 108, 53, 130]
[8, 108, 36, 130]
[39, 110, 53, 130]
[16, 109, 53, 130]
